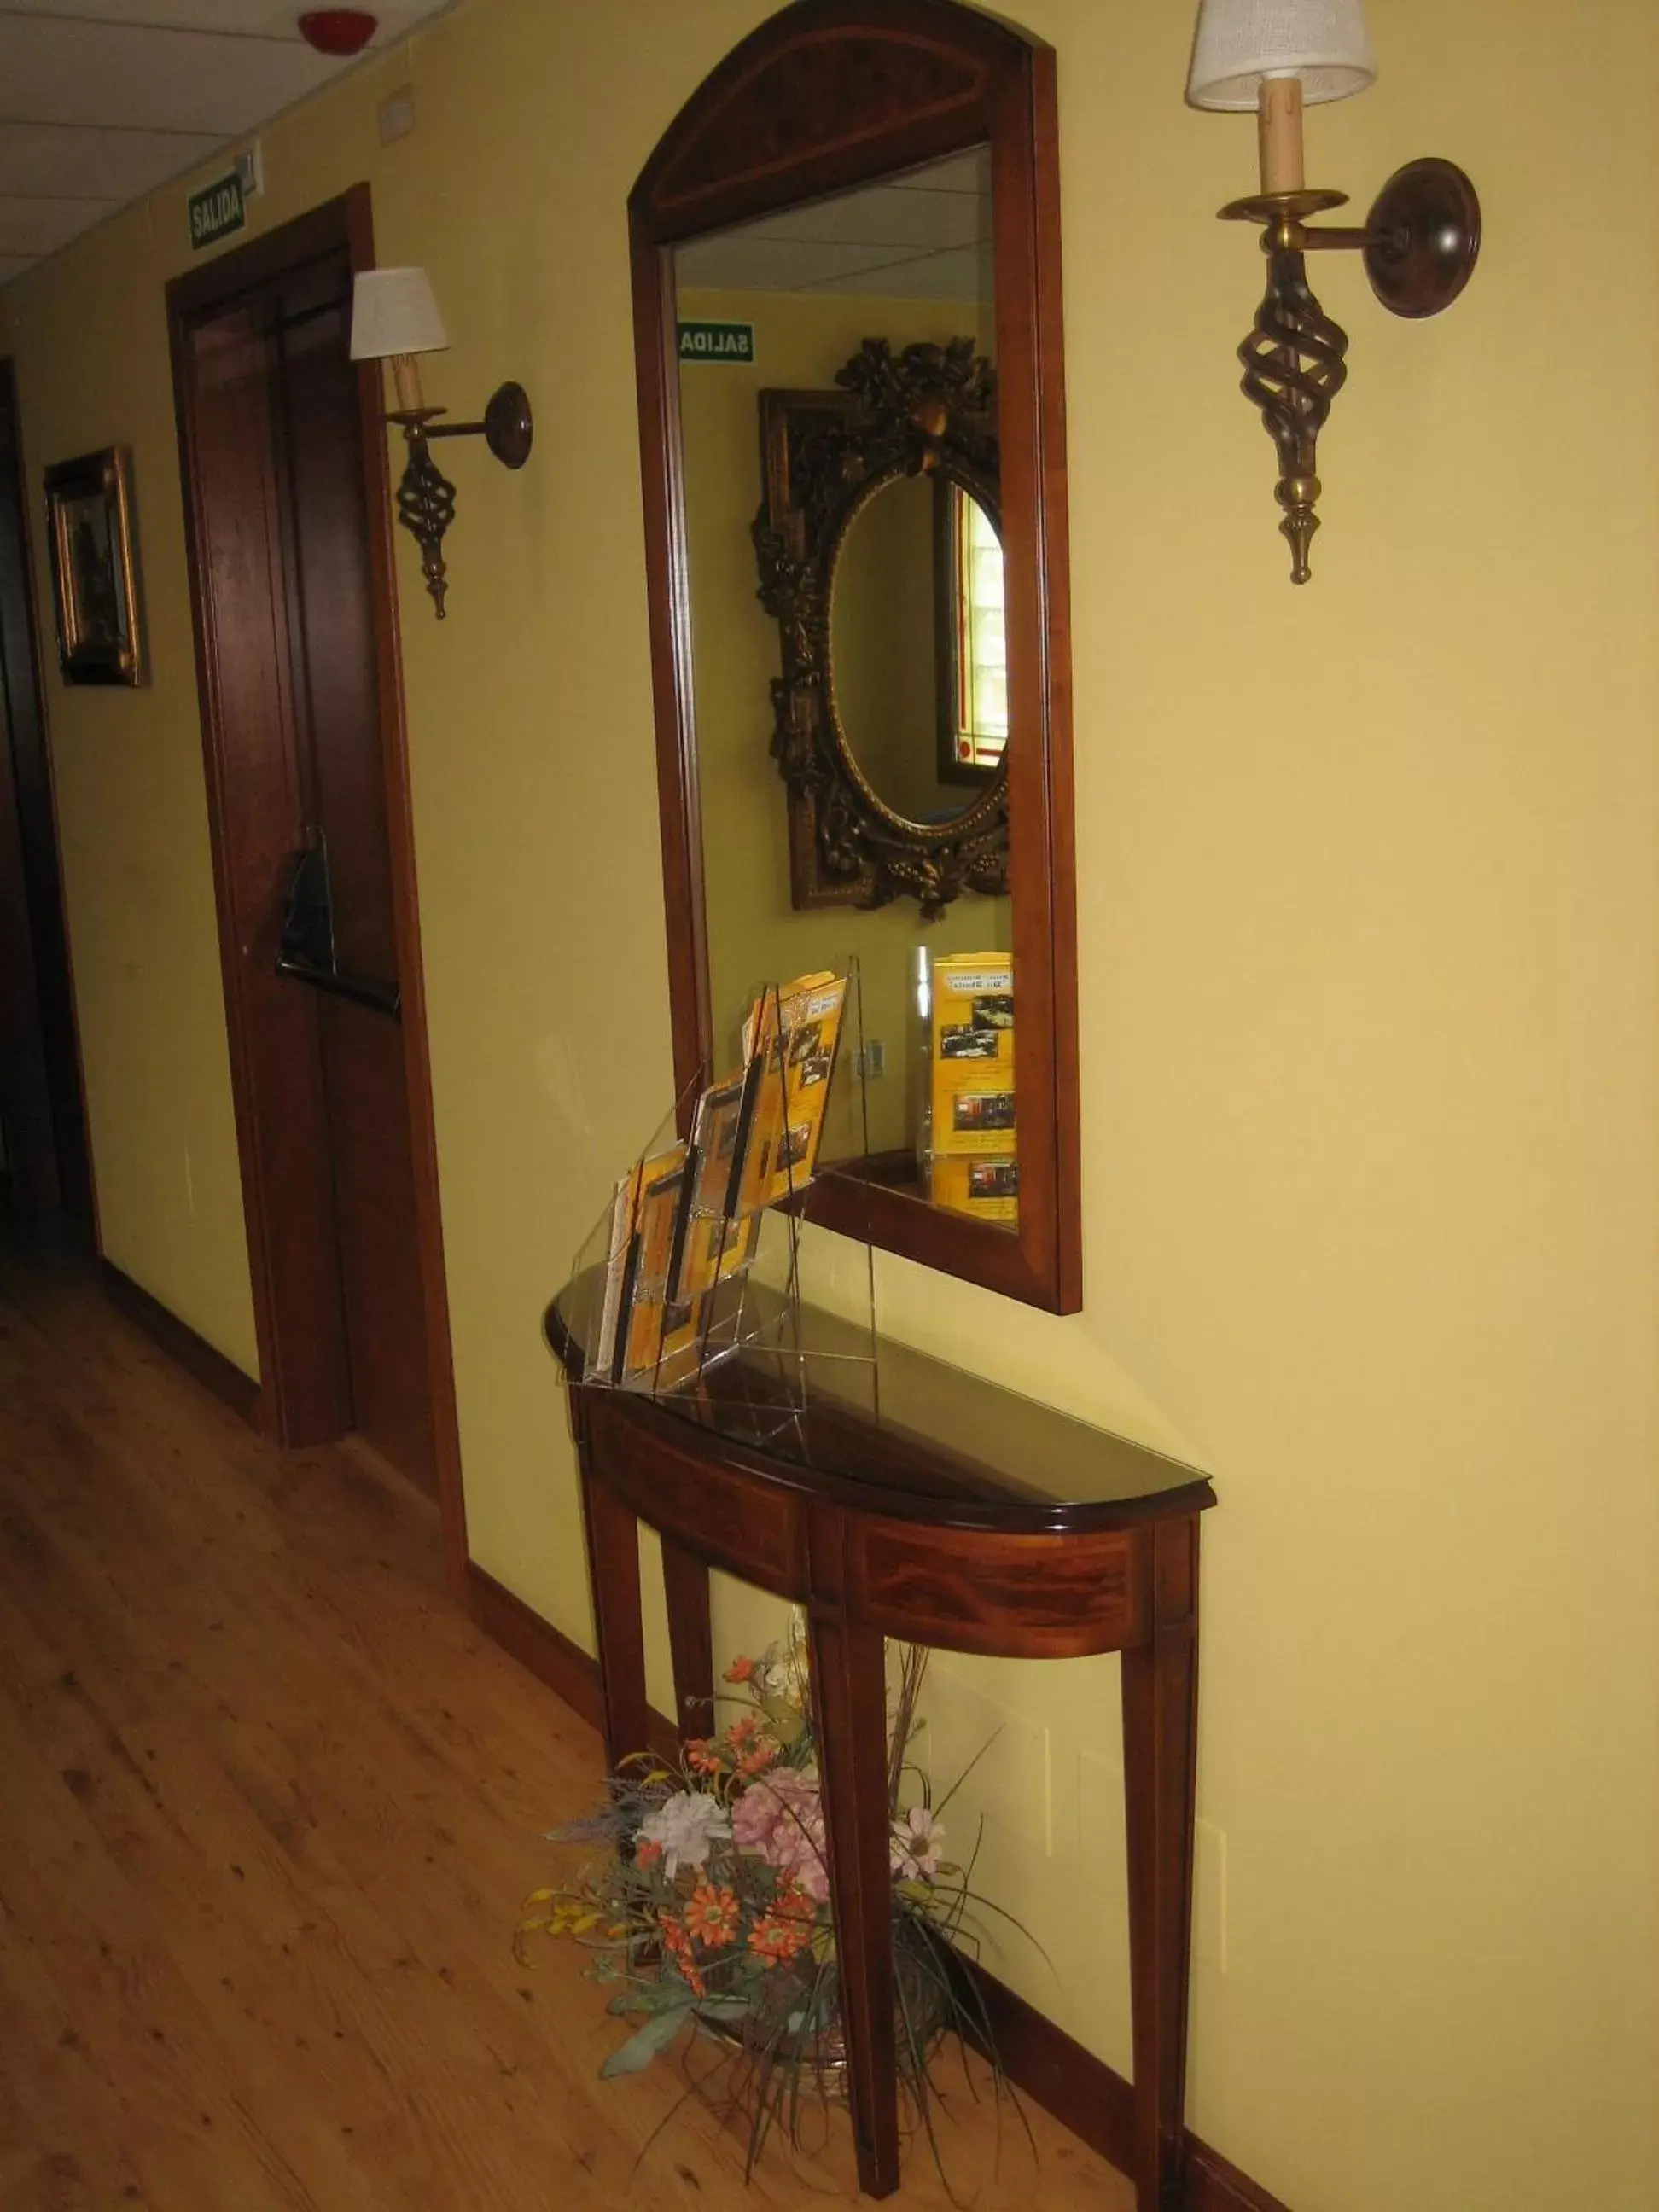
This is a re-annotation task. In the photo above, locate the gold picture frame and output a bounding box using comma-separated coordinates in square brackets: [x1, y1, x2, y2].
[44, 445, 143, 685]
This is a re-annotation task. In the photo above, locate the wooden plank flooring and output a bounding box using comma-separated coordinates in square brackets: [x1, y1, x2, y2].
[0, 1249, 1133, 2211]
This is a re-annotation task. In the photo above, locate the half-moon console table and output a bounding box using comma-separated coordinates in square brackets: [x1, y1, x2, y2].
[545, 1280, 1214, 2212]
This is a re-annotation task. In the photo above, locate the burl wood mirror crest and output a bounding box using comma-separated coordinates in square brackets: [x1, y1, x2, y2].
[630, 0, 1080, 1313]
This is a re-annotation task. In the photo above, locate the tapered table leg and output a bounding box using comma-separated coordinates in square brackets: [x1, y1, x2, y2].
[808, 1604, 899, 2197]
[579, 1459, 650, 1773]
[661, 1534, 714, 1746]
[1121, 1516, 1201, 2212]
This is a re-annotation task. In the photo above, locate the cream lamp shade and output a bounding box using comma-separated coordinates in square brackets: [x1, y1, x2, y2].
[1186, 0, 1376, 109]
[348, 266, 449, 361]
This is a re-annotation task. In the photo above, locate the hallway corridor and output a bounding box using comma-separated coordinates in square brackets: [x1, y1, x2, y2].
[0, 1251, 1130, 2212]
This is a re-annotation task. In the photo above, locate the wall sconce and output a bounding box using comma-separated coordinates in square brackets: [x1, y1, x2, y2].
[348, 266, 533, 618]
[1188, 0, 1481, 583]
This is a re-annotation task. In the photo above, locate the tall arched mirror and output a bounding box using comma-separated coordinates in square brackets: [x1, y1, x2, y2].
[630, 0, 1080, 1312]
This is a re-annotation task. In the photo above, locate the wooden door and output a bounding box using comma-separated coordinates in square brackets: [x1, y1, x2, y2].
[269, 255, 434, 1489]
[169, 194, 463, 1547]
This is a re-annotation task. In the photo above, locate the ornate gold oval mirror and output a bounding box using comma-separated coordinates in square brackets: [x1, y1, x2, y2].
[630, 0, 1080, 1312]
[756, 337, 1008, 915]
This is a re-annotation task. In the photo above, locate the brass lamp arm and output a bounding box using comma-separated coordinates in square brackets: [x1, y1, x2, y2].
[1299, 224, 1394, 253]
[425, 414, 503, 441]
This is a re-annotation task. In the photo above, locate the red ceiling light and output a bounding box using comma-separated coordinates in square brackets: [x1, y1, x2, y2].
[297, 9, 378, 56]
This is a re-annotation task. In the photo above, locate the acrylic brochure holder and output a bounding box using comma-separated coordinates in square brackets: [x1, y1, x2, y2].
[565, 957, 877, 1437]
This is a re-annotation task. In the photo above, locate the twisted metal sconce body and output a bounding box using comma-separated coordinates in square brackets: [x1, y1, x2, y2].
[391, 417, 459, 617]
[1218, 160, 1481, 583]
[1237, 218, 1350, 584]
[383, 381, 533, 619]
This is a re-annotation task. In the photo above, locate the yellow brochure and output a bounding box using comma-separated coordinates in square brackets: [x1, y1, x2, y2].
[929, 954, 1015, 1158]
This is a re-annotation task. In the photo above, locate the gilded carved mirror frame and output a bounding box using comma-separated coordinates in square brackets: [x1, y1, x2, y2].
[756, 337, 1007, 919]
[630, 0, 1080, 1313]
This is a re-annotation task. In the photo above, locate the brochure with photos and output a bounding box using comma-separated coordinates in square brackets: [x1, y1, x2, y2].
[930, 954, 1015, 1159]
[602, 968, 851, 1387]
[601, 1139, 705, 1385]
[592, 1161, 642, 1382]
[737, 970, 848, 1214]
[928, 952, 1018, 1225]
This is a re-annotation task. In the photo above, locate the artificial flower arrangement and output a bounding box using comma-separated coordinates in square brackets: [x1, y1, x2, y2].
[521, 1629, 1018, 2179]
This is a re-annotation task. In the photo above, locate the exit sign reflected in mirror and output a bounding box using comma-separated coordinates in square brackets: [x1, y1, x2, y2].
[678, 320, 754, 365]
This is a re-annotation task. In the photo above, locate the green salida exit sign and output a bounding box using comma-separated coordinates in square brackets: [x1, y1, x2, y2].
[678, 319, 754, 365]
[188, 170, 245, 252]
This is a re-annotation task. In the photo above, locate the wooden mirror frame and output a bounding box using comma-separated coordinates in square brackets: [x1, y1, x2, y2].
[755, 338, 1008, 918]
[630, 0, 1080, 1314]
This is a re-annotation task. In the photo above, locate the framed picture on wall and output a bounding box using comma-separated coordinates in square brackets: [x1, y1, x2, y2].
[44, 446, 143, 685]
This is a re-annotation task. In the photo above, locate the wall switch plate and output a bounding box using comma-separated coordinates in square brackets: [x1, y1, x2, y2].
[378, 87, 416, 144]
[855, 1039, 885, 1080]
[1194, 1819, 1228, 1972]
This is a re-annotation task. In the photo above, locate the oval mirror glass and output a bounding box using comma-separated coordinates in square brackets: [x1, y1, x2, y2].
[830, 474, 1006, 826]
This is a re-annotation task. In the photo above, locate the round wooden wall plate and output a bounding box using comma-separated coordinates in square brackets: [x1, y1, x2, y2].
[1365, 157, 1482, 320]
[483, 382, 533, 469]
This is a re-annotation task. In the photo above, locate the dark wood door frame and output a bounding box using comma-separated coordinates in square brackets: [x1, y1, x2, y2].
[0, 357, 94, 1242]
[167, 187, 468, 1597]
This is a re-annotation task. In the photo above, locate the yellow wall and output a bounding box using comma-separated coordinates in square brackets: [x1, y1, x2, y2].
[6, 3, 1656, 2209]
[13, 211, 259, 1365]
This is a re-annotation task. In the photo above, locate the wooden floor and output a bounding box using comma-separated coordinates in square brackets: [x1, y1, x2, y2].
[0, 1246, 1133, 2212]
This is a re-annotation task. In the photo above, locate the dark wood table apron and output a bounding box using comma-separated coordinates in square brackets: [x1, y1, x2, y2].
[546, 1290, 1214, 2212]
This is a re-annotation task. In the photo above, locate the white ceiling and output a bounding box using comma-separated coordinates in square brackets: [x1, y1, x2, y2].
[0, 2, 453, 287]
[675, 149, 993, 304]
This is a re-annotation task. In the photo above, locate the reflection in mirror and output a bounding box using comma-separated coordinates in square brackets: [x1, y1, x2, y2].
[941, 485, 1007, 778]
[674, 148, 1019, 1232]
[830, 474, 1006, 822]
[754, 338, 1004, 910]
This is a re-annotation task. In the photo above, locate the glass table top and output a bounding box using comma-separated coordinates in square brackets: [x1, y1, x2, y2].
[547, 1269, 1214, 1534]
